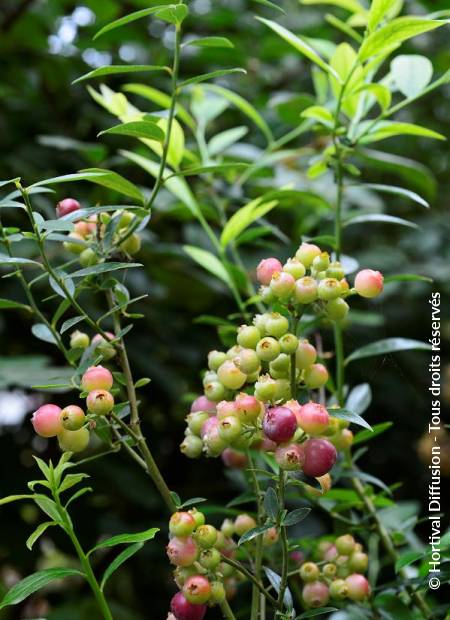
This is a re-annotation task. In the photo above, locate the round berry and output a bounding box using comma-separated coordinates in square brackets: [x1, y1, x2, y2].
[81, 366, 113, 392]
[234, 348, 260, 375]
[218, 416, 242, 444]
[120, 233, 141, 255]
[188, 509, 206, 528]
[79, 248, 98, 268]
[263, 527, 279, 546]
[61, 405, 86, 431]
[274, 378, 290, 402]
[254, 374, 278, 402]
[270, 271, 295, 300]
[283, 258, 306, 279]
[170, 592, 206, 620]
[256, 337, 281, 362]
[187, 411, 210, 436]
[235, 393, 262, 424]
[345, 574, 370, 601]
[217, 361, 247, 390]
[208, 350, 227, 371]
[303, 363, 329, 389]
[209, 580, 226, 604]
[167, 537, 198, 567]
[57, 427, 90, 453]
[327, 261, 345, 280]
[221, 519, 235, 537]
[312, 252, 330, 273]
[256, 257, 282, 285]
[296, 340, 317, 369]
[237, 325, 261, 349]
[327, 298, 349, 321]
[259, 285, 276, 304]
[63, 233, 85, 254]
[349, 552, 368, 573]
[169, 512, 197, 538]
[335, 534, 355, 556]
[70, 330, 89, 349]
[56, 198, 81, 218]
[297, 402, 329, 435]
[355, 269, 383, 298]
[322, 563, 337, 578]
[32, 404, 63, 438]
[294, 277, 318, 304]
[203, 426, 226, 457]
[290, 550, 305, 565]
[195, 525, 218, 549]
[86, 389, 114, 416]
[180, 435, 203, 458]
[263, 406, 297, 444]
[204, 380, 227, 402]
[323, 544, 338, 562]
[265, 313, 289, 338]
[92, 333, 116, 360]
[269, 353, 290, 378]
[234, 514, 256, 537]
[329, 578, 348, 600]
[190, 396, 216, 414]
[302, 581, 330, 608]
[296, 243, 321, 267]
[199, 547, 221, 570]
[279, 333, 298, 355]
[275, 443, 305, 470]
[300, 562, 320, 582]
[318, 278, 342, 300]
[303, 438, 337, 478]
[221, 448, 248, 469]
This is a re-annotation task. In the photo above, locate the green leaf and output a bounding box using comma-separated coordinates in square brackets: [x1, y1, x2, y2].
[30, 171, 110, 188]
[34, 496, 62, 522]
[122, 83, 195, 130]
[367, 0, 397, 31]
[360, 183, 429, 208]
[155, 4, 188, 25]
[78, 168, 145, 203]
[353, 421, 393, 446]
[283, 507, 311, 526]
[301, 105, 333, 127]
[184, 36, 234, 49]
[0, 299, 32, 312]
[384, 273, 432, 284]
[346, 383, 372, 415]
[343, 214, 418, 229]
[31, 323, 58, 345]
[221, 198, 278, 247]
[58, 473, 90, 494]
[329, 408, 373, 431]
[184, 246, 233, 289]
[296, 607, 339, 618]
[178, 497, 208, 509]
[68, 262, 142, 278]
[0, 254, 43, 268]
[99, 121, 165, 142]
[238, 524, 274, 546]
[60, 316, 84, 334]
[256, 17, 340, 80]
[208, 126, 248, 156]
[263, 567, 293, 609]
[391, 55, 433, 98]
[301, 0, 364, 13]
[89, 527, 159, 555]
[252, 0, 286, 13]
[395, 550, 424, 572]
[101, 543, 144, 590]
[359, 121, 446, 143]
[0, 494, 37, 506]
[0, 568, 84, 609]
[168, 163, 248, 178]
[264, 487, 279, 519]
[179, 68, 246, 89]
[359, 17, 445, 61]
[73, 65, 170, 84]
[26, 521, 57, 551]
[94, 5, 174, 39]
[346, 338, 431, 364]
[134, 377, 151, 388]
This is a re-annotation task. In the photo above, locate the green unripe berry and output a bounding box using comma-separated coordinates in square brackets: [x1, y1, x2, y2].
[63, 233, 85, 254]
[335, 535, 356, 556]
[274, 378, 290, 401]
[79, 248, 99, 267]
[169, 512, 197, 537]
[329, 578, 348, 600]
[61, 405, 86, 431]
[188, 508, 206, 528]
[300, 562, 320, 582]
[296, 242, 321, 267]
[234, 349, 260, 375]
[180, 435, 203, 458]
[254, 374, 277, 402]
[221, 519, 235, 538]
[116, 209, 135, 229]
[218, 416, 242, 444]
[217, 361, 247, 391]
[187, 411, 210, 436]
[195, 524, 218, 549]
[209, 581, 226, 604]
[199, 548, 221, 570]
[317, 278, 342, 301]
[322, 563, 337, 578]
[303, 363, 328, 389]
[256, 337, 281, 362]
[270, 271, 295, 300]
[312, 252, 330, 273]
[327, 261, 345, 280]
[259, 285, 276, 304]
[120, 233, 141, 255]
[279, 333, 298, 355]
[70, 330, 89, 349]
[283, 257, 306, 279]
[349, 552, 368, 573]
[265, 313, 289, 338]
[326, 298, 349, 321]
[58, 427, 90, 453]
[237, 325, 261, 349]
[269, 354, 290, 378]
[204, 380, 228, 402]
[208, 350, 227, 371]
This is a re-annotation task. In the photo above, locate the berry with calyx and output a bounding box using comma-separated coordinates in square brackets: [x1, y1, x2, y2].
[221, 519, 235, 538]
[57, 427, 90, 452]
[204, 381, 227, 403]
[335, 534, 355, 556]
[322, 563, 337, 578]
[297, 402, 329, 435]
[270, 271, 295, 300]
[312, 252, 330, 273]
[86, 389, 114, 415]
[263, 527, 279, 546]
[216, 400, 237, 420]
[302, 581, 330, 608]
[92, 332, 116, 360]
[263, 406, 297, 444]
[329, 579, 348, 600]
[256, 257, 282, 285]
[79, 248, 99, 268]
[188, 508, 205, 529]
[275, 443, 305, 470]
[174, 565, 198, 589]
[296, 243, 321, 267]
[355, 269, 383, 298]
[265, 313, 289, 338]
[32, 404, 63, 438]
[303, 438, 337, 477]
[218, 416, 242, 444]
[199, 548, 221, 570]
[209, 581, 226, 604]
[237, 324, 261, 349]
[318, 278, 342, 301]
[234, 348, 260, 375]
[191, 396, 216, 414]
[345, 574, 370, 601]
[63, 233, 85, 254]
[187, 411, 210, 436]
[294, 277, 318, 304]
[327, 298, 349, 321]
[181, 435, 203, 458]
[70, 330, 89, 349]
[169, 512, 197, 538]
[279, 333, 298, 355]
[61, 405, 86, 431]
[327, 261, 345, 280]
[283, 257, 306, 279]
[303, 363, 329, 389]
[234, 514, 257, 537]
[56, 198, 81, 218]
[256, 337, 281, 362]
[195, 525, 218, 549]
[254, 374, 277, 402]
[81, 366, 113, 392]
[296, 340, 317, 369]
[208, 350, 227, 371]
[170, 592, 206, 620]
[300, 562, 320, 582]
[167, 537, 198, 567]
[120, 233, 141, 255]
[217, 361, 246, 390]
[235, 393, 262, 424]
[349, 552, 368, 573]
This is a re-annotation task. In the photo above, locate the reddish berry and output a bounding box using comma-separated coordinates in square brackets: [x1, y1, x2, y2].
[303, 363, 329, 389]
[235, 393, 262, 424]
[300, 562, 320, 582]
[295, 340, 317, 369]
[57, 427, 90, 453]
[169, 512, 197, 538]
[190, 395, 216, 414]
[203, 425, 226, 457]
[290, 550, 305, 565]
[256, 257, 282, 285]
[188, 509, 205, 528]
[170, 592, 206, 620]
[354, 269, 383, 298]
[81, 366, 113, 392]
[317, 541, 334, 559]
[270, 271, 295, 299]
[56, 198, 81, 218]
[303, 438, 337, 478]
[263, 527, 279, 546]
[61, 405, 86, 431]
[216, 400, 238, 421]
[32, 404, 63, 438]
[217, 360, 246, 390]
[275, 443, 305, 470]
[263, 406, 297, 444]
[294, 277, 318, 304]
[323, 544, 338, 562]
[200, 416, 219, 440]
[86, 389, 114, 415]
[167, 537, 198, 567]
[183, 575, 211, 605]
[296, 243, 321, 267]
[345, 574, 370, 601]
[297, 402, 329, 435]
[302, 581, 330, 608]
[234, 514, 256, 537]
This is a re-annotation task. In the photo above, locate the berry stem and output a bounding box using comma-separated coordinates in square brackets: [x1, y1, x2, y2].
[220, 598, 237, 620]
[219, 555, 278, 607]
[276, 469, 289, 611]
[246, 449, 264, 620]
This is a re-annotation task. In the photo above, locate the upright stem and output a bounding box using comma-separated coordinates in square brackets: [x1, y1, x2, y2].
[246, 450, 264, 620]
[220, 598, 237, 620]
[277, 470, 289, 611]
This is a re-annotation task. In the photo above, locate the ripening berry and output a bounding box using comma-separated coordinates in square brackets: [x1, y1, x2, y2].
[323, 544, 338, 562]
[354, 269, 383, 298]
[294, 277, 318, 304]
[235, 393, 262, 424]
[335, 534, 356, 556]
[74, 220, 96, 237]
[86, 389, 114, 416]
[303, 363, 329, 389]
[283, 257, 306, 279]
[200, 416, 219, 440]
[204, 380, 227, 402]
[120, 233, 141, 255]
[349, 552, 368, 573]
[191, 395, 216, 414]
[275, 443, 305, 470]
[296, 243, 321, 267]
[216, 400, 238, 421]
[199, 547, 221, 570]
[237, 324, 261, 349]
[81, 366, 113, 392]
[297, 402, 329, 436]
[322, 563, 337, 578]
[188, 508, 206, 529]
[312, 252, 330, 273]
[92, 332, 116, 360]
[256, 257, 282, 285]
[253, 313, 268, 335]
[327, 261, 345, 280]
[296, 340, 317, 369]
[56, 198, 81, 218]
[270, 271, 295, 300]
[57, 427, 90, 453]
[303, 438, 337, 478]
[221, 519, 235, 538]
[290, 550, 305, 565]
[180, 435, 203, 458]
[217, 361, 247, 390]
[256, 337, 281, 362]
[326, 298, 349, 321]
[208, 350, 227, 371]
[300, 562, 320, 582]
[222, 448, 247, 469]
[263, 527, 279, 547]
[284, 399, 303, 425]
[70, 330, 89, 349]
[170, 592, 206, 620]
[329, 578, 348, 600]
[345, 574, 370, 601]
[234, 514, 257, 537]
[63, 233, 85, 254]
[195, 525, 218, 549]
[254, 374, 277, 402]
[79, 248, 99, 268]
[265, 313, 289, 338]
[203, 426, 227, 457]
[61, 405, 86, 431]
[263, 406, 297, 444]
[259, 285, 276, 305]
[234, 348, 260, 375]
[279, 333, 298, 355]
[167, 536, 198, 567]
[218, 416, 242, 444]
[317, 540, 334, 560]
[32, 404, 63, 438]
[317, 278, 342, 301]
[169, 512, 197, 538]
[209, 580, 226, 604]
[187, 411, 210, 436]
[302, 581, 330, 608]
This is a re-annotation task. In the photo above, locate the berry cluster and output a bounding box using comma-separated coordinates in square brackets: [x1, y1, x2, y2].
[31, 365, 115, 452]
[57, 197, 142, 266]
[298, 534, 370, 608]
[70, 329, 116, 360]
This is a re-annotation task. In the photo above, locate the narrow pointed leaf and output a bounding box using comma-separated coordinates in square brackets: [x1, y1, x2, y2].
[89, 527, 159, 554]
[184, 246, 233, 289]
[68, 262, 142, 278]
[344, 214, 418, 229]
[184, 36, 234, 49]
[94, 5, 174, 39]
[0, 568, 84, 609]
[346, 338, 431, 364]
[179, 68, 246, 89]
[99, 121, 165, 142]
[101, 543, 144, 590]
[73, 65, 170, 84]
[329, 408, 373, 431]
[26, 521, 57, 550]
[360, 183, 429, 208]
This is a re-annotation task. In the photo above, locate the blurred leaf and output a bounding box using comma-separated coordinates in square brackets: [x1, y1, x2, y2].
[391, 55, 433, 98]
[395, 550, 424, 572]
[26, 521, 57, 551]
[31, 323, 58, 345]
[0, 569, 84, 609]
[79, 168, 145, 203]
[68, 262, 142, 278]
[296, 608, 339, 619]
[346, 338, 432, 364]
[359, 121, 445, 143]
[384, 273, 432, 284]
[344, 214, 417, 229]
[221, 198, 278, 247]
[101, 543, 144, 590]
[94, 5, 175, 39]
[184, 246, 233, 289]
[329, 408, 373, 431]
[353, 422, 393, 445]
[367, 0, 397, 30]
[208, 126, 248, 156]
[0, 299, 31, 312]
[155, 4, 188, 25]
[0, 254, 43, 268]
[74, 65, 170, 85]
[123, 83, 195, 129]
[99, 121, 165, 142]
[301, 0, 363, 13]
[179, 68, 246, 89]
[60, 316, 84, 334]
[89, 527, 159, 555]
[359, 183, 429, 208]
[346, 383, 372, 415]
[184, 36, 234, 49]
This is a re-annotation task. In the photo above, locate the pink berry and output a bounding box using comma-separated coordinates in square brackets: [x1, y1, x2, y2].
[31, 404, 63, 438]
[256, 257, 282, 285]
[216, 400, 238, 420]
[170, 512, 197, 538]
[290, 550, 305, 565]
[61, 405, 86, 431]
[81, 366, 113, 392]
[354, 269, 384, 298]
[302, 581, 330, 608]
[92, 332, 116, 360]
[56, 198, 81, 218]
[170, 592, 206, 620]
[167, 537, 198, 567]
[262, 406, 297, 444]
[303, 438, 337, 478]
[234, 393, 262, 424]
[345, 573, 370, 601]
[190, 395, 216, 414]
[323, 544, 338, 562]
[86, 389, 114, 415]
[263, 527, 279, 546]
[183, 576, 211, 605]
[270, 271, 296, 300]
[58, 427, 90, 453]
[200, 415, 219, 440]
[296, 243, 321, 267]
[234, 514, 257, 537]
[294, 276, 318, 304]
[275, 443, 305, 470]
[297, 402, 329, 435]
